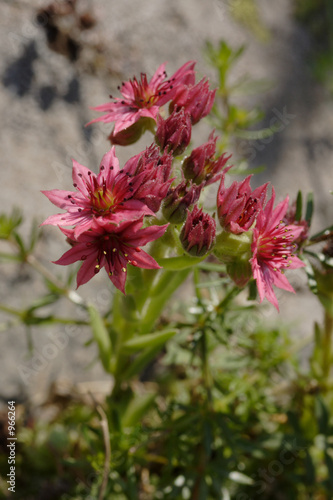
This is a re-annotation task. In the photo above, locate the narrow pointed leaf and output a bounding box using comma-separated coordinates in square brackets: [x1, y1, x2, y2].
[310, 225, 333, 242]
[157, 255, 206, 270]
[0, 252, 22, 262]
[121, 329, 178, 353]
[295, 190, 303, 221]
[305, 192, 314, 226]
[121, 392, 156, 428]
[121, 345, 162, 380]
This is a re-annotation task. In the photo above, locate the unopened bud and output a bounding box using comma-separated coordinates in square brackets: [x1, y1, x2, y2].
[156, 109, 191, 156]
[162, 181, 202, 224]
[171, 78, 216, 125]
[180, 205, 216, 257]
[183, 132, 231, 185]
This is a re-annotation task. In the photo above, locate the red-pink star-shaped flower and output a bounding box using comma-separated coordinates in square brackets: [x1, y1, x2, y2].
[217, 170, 268, 234]
[54, 218, 168, 293]
[250, 189, 305, 311]
[42, 147, 154, 237]
[87, 61, 196, 135]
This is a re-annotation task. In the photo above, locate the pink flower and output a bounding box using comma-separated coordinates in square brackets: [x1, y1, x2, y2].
[123, 145, 174, 212]
[42, 147, 155, 237]
[54, 218, 168, 293]
[87, 61, 196, 135]
[180, 205, 216, 257]
[250, 189, 305, 311]
[171, 78, 216, 125]
[156, 108, 192, 156]
[182, 132, 231, 185]
[217, 170, 268, 234]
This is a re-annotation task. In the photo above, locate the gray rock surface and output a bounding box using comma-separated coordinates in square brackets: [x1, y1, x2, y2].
[0, 0, 332, 401]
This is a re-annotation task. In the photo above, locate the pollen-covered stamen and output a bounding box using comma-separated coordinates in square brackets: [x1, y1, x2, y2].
[258, 220, 298, 271]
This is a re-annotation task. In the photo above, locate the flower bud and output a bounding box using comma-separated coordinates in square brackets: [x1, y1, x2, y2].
[155, 109, 192, 156]
[182, 132, 231, 185]
[162, 181, 202, 224]
[123, 145, 174, 212]
[180, 205, 216, 257]
[217, 170, 268, 234]
[171, 79, 216, 125]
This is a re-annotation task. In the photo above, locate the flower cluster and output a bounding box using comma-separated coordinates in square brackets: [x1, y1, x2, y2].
[42, 146, 170, 292]
[215, 175, 305, 310]
[43, 60, 217, 292]
[43, 60, 306, 309]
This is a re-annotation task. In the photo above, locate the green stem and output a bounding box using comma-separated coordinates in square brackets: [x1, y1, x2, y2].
[323, 311, 333, 380]
[201, 328, 213, 408]
[139, 268, 191, 334]
[0, 304, 21, 316]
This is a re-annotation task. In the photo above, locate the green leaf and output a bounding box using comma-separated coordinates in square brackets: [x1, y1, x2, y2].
[121, 391, 156, 428]
[0, 252, 22, 262]
[87, 304, 112, 372]
[310, 225, 333, 242]
[295, 190, 303, 221]
[325, 451, 333, 489]
[305, 192, 314, 226]
[156, 255, 206, 270]
[121, 329, 178, 353]
[26, 293, 60, 313]
[12, 231, 26, 257]
[0, 208, 23, 239]
[315, 396, 329, 435]
[121, 345, 162, 380]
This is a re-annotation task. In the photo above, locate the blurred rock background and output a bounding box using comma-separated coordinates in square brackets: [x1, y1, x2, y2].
[0, 0, 332, 402]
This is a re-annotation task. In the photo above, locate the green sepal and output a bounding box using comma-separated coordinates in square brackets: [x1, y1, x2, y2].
[214, 231, 252, 263]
